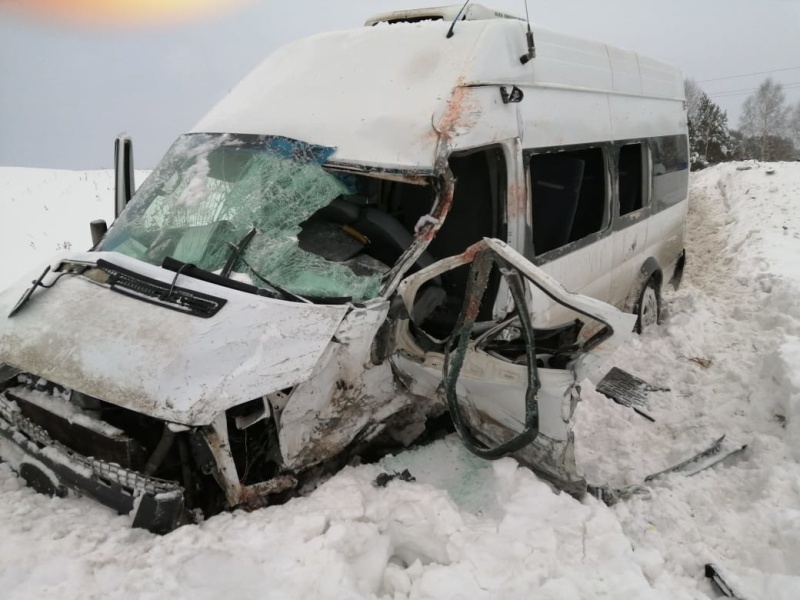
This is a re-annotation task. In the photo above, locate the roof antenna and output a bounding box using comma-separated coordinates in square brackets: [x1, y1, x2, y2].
[519, 0, 536, 64]
[446, 0, 471, 39]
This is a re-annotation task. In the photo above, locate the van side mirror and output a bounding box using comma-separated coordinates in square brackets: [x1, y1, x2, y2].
[90, 219, 108, 247]
[114, 134, 135, 218]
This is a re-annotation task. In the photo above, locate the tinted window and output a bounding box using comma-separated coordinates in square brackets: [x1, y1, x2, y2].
[529, 147, 607, 256]
[618, 143, 645, 216]
[651, 135, 689, 210]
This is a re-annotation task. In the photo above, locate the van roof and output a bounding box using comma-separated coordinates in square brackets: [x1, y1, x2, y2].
[194, 18, 684, 171]
[363, 3, 525, 26]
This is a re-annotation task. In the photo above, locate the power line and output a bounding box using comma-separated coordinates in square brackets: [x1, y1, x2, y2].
[708, 81, 800, 96]
[698, 66, 800, 83]
[708, 82, 800, 98]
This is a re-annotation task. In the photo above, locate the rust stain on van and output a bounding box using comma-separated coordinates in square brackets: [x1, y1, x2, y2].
[506, 182, 528, 221]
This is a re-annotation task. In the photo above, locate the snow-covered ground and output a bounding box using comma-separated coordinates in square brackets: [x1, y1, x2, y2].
[1, 163, 799, 599]
[0, 168, 149, 285]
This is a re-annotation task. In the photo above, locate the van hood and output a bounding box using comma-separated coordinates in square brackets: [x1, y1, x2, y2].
[0, 252, 350, 425]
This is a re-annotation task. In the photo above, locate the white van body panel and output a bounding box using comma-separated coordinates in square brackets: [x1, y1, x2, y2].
[194, 22, 489, 170]
[532, 238, 615, 326]
[195, 17, 687, 323]
[195, 19, 684, 169]
[610, 217, 650, 308]
[0, 252, 351, 426]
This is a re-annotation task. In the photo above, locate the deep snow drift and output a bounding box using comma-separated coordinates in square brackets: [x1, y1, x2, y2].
[0, 163, 799, 599]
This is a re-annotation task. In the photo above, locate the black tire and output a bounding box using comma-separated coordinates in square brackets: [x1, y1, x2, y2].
[635, 277, 660, 334]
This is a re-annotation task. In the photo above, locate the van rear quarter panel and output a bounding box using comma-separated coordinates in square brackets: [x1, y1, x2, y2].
[610, 215, 650, 308]
[637, 201, 688, 301]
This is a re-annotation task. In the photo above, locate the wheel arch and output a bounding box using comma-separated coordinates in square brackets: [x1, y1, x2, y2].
[624, 257, 663, 313]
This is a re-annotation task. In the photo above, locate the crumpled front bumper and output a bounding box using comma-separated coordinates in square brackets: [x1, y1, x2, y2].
[0, 393, 184, 534]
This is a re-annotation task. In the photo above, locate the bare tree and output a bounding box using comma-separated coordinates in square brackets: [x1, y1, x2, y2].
[739, 78, 791, 160]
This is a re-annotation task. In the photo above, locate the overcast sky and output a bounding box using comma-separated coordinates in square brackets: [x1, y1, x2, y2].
[1, 0, 799, 170]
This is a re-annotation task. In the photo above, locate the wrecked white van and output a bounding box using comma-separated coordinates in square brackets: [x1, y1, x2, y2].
[0, 5, 687, 532]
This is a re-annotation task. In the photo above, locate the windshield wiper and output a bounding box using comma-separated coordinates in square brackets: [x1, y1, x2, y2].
[8, 266, 77, 318]
[217, 227, 305, 302]
[236, 256, 312, 304]
[221, 227, 257, 278]
[161, 256, 283, 300]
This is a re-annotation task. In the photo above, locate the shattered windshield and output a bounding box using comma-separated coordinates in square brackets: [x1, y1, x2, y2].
[100, 133, 386, 302]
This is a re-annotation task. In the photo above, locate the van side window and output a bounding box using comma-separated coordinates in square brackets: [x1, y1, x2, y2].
[618, 143, 646, 216]
[651, 134, 689, 210]
[529, 147, 607, 256]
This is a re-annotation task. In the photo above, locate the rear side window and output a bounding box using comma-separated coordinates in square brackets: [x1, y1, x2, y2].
[651, 135, 688, 210]
[618, 143, 646, 216]
[529, 147, 607, 256]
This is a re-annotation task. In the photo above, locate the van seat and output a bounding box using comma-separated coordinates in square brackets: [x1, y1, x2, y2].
[303, 198, 436, 272]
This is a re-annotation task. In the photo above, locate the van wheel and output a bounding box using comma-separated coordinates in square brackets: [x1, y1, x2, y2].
[635, 278, 659, 333]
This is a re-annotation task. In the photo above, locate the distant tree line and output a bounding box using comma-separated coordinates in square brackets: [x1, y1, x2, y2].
[683, 77, 800, 169]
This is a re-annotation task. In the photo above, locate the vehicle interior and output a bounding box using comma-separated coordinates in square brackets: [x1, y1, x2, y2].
[301, 146, 508, 337]
[529, 147, 607, 255]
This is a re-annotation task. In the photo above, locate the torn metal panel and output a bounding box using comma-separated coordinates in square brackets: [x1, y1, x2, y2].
[381, 170, 456, 297]
[202, 412, 242, 506]
[595, 367, 664, 421]
[393, 238, 636, 492]
[645, 435, 748, 481]
[705, 564, 751, 600]
[483, 239, 637, 382]
[278, 299, 424, 472]
[443, 248, 540, 458]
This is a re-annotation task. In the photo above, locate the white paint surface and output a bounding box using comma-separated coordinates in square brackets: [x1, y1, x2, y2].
[0, 250, 348, 425]
[194, 19, 683, 170]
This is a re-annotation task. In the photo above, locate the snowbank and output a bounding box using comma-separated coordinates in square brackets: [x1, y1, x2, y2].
[1, 164, 800, 598]
[713, 163, 800, 460]
[575, 161, 800, 598]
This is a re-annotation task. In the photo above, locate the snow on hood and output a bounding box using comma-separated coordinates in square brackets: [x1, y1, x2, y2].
[0, 251, 350, 425]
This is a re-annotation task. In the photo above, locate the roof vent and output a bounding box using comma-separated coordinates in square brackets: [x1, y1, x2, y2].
[364, 4, 523, 26]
